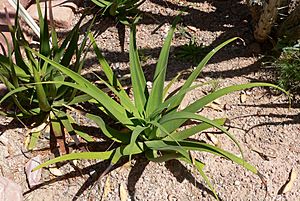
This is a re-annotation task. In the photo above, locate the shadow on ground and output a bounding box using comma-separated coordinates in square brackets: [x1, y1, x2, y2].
[80, 0, 262, 82]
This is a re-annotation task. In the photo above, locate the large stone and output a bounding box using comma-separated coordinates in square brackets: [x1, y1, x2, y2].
[27, 0, 77, 28]
[0, 176, 23, 201]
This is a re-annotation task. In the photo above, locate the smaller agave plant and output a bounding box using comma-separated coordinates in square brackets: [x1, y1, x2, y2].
[0, 0, 93, 152]
[91, 0, 145, 23]
[30, 17, 287, 198]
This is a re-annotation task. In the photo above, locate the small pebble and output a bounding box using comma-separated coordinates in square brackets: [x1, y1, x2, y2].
[234, 180, 240, 186]
[202, 191, 208, 197]
[224, 104, 232, 110]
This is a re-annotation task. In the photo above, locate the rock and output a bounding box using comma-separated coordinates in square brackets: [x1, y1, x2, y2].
[27, 0, 77, 28]
[25, 155, 42, 188]
[0, 176, 23, 201]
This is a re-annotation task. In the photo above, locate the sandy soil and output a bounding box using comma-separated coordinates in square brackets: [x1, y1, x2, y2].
[0, 0, 299, 200]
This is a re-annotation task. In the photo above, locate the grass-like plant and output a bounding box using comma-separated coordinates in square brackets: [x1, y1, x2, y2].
[275, 44, 300, 91]
[0, 0, 93, 151]
[91, 0, 145, 23]
[30, 17, 287, 198]
[175, 38, 209, 64]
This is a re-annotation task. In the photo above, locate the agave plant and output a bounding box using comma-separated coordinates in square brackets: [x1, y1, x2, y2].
[0, 0, 93, 151]
[30, 17, 287, 198]
[91, 0, 145, 23]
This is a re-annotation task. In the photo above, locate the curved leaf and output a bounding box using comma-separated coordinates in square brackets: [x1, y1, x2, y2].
[146, 16, 181, 116]
[24, 48, 133, 128]
[163, 118, 226, 141]
[145, 140, 257, 174]
[167, 38, 239, 111]
[129, 25, 148, 114]
[33, 151, 114, 171]
[161, 83, 289, 133]
[159, 111, 243, 158]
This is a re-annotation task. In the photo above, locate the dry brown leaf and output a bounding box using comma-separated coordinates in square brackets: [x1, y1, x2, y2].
[102, 175, 111, 200]
[48, 167, 63, 176]
[24, 133, 31, 148]
[206, 103, 223, 112]
[118, 161, 132, 173]
[240, 93, 247, 103]
[31, 122, 48, 133]
[25, 123, 48, 148]
[206, 133, 221, 147]
[278, 168, 297, 194]
[120, 183, 128, 201]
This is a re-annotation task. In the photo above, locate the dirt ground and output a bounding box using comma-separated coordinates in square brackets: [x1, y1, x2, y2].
[0, 0, 299, 200]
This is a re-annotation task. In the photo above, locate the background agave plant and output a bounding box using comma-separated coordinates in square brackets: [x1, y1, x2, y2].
[0, 0, 93, 152]
[91, 0, 145, 24]
[30, 17, 288, 198]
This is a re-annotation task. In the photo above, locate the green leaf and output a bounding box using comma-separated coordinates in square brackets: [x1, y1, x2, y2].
[32, 66, 51, 112]
[89, 33, 119, 87]
[0, 83, 33, 115]
[49, 0, 58, 51]
[145, 140, 257, 174]
[163, 118, 226, 141]
[36, 0, 51, 59]
[91, 0, 111, 7]
[86, 113, 130, 143]
[123, 126, 148, 160]
[0, 85, 31, 105]
[159, 111, 243, 158]
[0, 55, 30, 78]
[53, 109, 82, 145]
[146, 16, 180, 116]
[24, 48, 134, 128]
[34, 142, 145, 171]
[66, 94, 92, 106]
[27, 131, 41, 150]
[50, 111, 63, 137]
[163, 72, 181, 100]
[161, 83, 288, 133]
[129, 25, 148, 114]
[65, 113, 95, 142]
[60, 22, 81, 67]
[161, 81, 215, 112]
[90, 70, 138, 116]
[167, 38, 239, 112]
[33, 150, 115, 171]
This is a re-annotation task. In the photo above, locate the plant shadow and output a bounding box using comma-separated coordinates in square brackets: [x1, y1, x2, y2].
[23, 155, 128, 201]
[78, 0, 268, 84]
[126, 157, 221, 200]
[165, 159, 222, 200]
